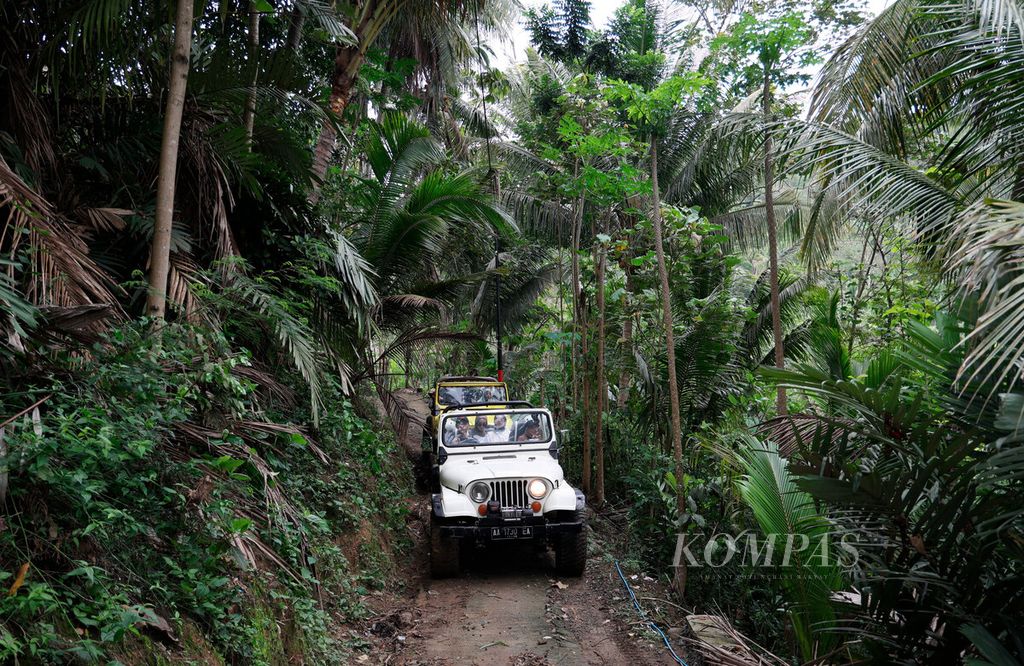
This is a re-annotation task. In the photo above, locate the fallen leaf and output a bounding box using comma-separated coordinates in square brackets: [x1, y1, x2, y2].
[7, 562, 29, 597]
[552, 581, 568, 590]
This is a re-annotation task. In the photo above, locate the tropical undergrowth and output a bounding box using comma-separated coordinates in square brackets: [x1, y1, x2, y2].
[0, 320, 411, 664]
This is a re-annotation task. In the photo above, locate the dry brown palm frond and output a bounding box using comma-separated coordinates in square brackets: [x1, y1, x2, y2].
[0, 154, 50, 213]
[756, 412, 857, 458]
[179, 113, 240, 265]
[378, 293, 447, 313]
[166, 252, 209, 323]
[231, 363, 298, 407]
[683, 613, 789, 665]
[35, 304, 116, 345]
[2, 53, 57, 178]
[234, 419, 328, 464]
[1, 157, 124, 315]
[77, 206, 132, 233]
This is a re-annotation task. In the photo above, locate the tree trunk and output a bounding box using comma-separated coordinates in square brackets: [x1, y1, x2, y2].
[570, 180, 590, 494]
[243, 2, 261, 148]
[617, 251, 634, 408]
[309, 2, 383, 202]
[286, 5, 306, 51]
[570, 163, 584, 413]
[593, 215, 607, 505]
[763, 68, 787, 415]
[580, 296, 592, 496]
[146, 0, 194, 320]
[650, 138, 685, 536]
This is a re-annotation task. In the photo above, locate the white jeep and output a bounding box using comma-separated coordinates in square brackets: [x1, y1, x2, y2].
[428, 403, 587, 578]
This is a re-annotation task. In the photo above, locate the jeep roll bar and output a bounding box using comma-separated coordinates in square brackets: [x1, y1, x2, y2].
[447, 400, 535, 410]
[437, 375, 500, 383]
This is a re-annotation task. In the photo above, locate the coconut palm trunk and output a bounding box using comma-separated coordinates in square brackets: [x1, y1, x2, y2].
[146, 0, 194, 320]
[570, 170, 584, 412]
[580, 307, 592, 495]
[762, 66, 787, 415]
[649, 139, 685, 523]
[309, 0, 414, 201]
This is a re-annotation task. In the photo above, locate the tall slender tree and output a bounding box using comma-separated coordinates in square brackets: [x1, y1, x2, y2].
[593, 214, 608, 504]
[146, 0, 194, 320]
[648, 137, 683, 516]
[710, 11, 819, 414]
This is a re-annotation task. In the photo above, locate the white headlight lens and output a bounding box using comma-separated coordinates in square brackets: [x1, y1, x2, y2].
[528, 479, 547, 499]
[469, 482, 490, 503]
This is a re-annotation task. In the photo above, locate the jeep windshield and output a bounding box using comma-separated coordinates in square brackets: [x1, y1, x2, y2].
[442, 411, 551, 446]
[436, 385, 507, 406]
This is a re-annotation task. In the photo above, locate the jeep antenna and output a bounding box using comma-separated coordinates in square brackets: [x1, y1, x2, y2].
[472, 0, 503, 382]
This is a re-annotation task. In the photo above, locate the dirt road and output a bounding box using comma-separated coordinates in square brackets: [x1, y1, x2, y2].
[364, 535, 685, 666]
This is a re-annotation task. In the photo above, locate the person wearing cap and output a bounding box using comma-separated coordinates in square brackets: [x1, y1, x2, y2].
[446, 416, 471, 444]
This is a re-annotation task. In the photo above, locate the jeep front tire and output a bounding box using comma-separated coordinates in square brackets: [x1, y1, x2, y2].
[554, 510, 587, 576]
[430, 522, 460, 578]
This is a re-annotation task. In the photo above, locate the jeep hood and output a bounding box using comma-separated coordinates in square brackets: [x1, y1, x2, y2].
[439, 452, 564, 491]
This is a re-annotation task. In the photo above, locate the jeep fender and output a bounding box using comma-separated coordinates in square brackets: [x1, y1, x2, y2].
[433, 485, 477, 519]
[544, 483, 581, 513]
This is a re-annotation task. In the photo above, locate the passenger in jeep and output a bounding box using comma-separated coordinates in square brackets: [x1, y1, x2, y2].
[447, 416, 471, 444]
[487, 414, 511, 443]
[471, 416, 490, 441]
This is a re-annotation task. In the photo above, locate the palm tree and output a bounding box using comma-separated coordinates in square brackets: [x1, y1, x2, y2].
[0, 0, 378, 409]
[332, 113, 512, 367]
[146, 0, 194, 321]
[758, 310, 1024, 661]
[310, 0, 515, 193]
[775, 0, 1024, 397]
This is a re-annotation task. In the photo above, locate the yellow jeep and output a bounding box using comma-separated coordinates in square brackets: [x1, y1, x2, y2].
[428, 376, 509, 434]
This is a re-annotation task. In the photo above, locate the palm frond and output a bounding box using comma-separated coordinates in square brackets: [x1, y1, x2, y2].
[947, 199, 1024, 395]
[218, 272, 326, 425]
[0, 156, 123, 312]
[730, 436, 842, 660]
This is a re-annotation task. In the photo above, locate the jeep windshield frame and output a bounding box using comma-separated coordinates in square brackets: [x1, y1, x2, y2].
[440, 409, 552, 447]
[436, 383, 507, 407]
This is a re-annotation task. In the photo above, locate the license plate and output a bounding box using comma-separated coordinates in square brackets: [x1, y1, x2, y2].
[490, 526, 532, 540]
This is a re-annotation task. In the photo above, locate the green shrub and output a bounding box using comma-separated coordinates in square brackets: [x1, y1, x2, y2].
[0, 321, 410, 663]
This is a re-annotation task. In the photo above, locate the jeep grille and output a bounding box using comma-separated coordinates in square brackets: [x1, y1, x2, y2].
[489, 479, 528, 509]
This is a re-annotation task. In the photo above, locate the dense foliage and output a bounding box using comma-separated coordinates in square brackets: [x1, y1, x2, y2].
[1, 0, 1023, 663]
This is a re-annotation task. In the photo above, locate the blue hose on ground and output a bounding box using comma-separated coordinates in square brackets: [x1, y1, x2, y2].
[613, 560, 690, 666]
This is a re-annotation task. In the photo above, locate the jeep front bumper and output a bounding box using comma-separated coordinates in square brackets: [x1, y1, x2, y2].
[438, 515, 583, 540]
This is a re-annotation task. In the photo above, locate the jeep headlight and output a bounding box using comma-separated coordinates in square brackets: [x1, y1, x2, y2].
[527, 479, 547, 499]
[468, 482, 490, 503]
